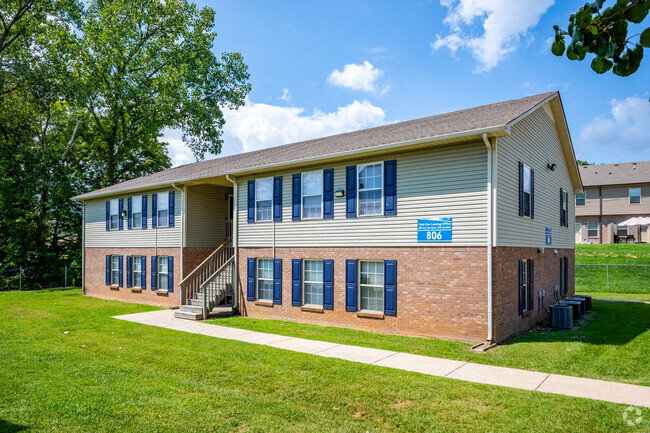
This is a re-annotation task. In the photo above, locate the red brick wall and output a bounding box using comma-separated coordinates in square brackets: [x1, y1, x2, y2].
[182, 247, 217, 277]
[237, 246, 489, 342]
[491, 247, 575, 342]
[84, 247, 181, 308]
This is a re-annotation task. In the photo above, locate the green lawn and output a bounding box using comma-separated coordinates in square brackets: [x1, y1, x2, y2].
[576, 292, 650, 302]
[209, 298, 650, 387]
[576, 244, 650, 294]
[1, 289, 648, 433]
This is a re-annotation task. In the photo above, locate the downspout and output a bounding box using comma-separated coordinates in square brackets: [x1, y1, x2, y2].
[80, 200, 86, 295]
[482, 133, 494, 342]
[172, 183, 183, 303]
[226, 175, 238, 310]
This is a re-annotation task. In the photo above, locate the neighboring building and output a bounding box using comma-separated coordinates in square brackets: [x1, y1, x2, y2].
[575, 161, 650, 244]
[73, 91, 582, 343]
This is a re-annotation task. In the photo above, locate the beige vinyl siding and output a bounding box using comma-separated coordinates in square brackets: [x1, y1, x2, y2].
[237, 142, 488, 247]
[495, 105, 575, 249]
[601, 184, 650, 215]
[186, 184, 231, 247]
[576, 187, 600, 216]
[84, 190, 182, 248]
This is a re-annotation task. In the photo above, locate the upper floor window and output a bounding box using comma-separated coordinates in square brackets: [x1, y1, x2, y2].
[522, 164, 532, 218]
[132, 195, 142, 229]
[576, 193, 585, 206]
[157, 193, 169, 227]
[560, 188, 569, 227]
[302, 171, 323, 219]
[358, 163, 383, 216]
[256, 178, 273, 221]
[109, 199, 119, 230]
[629, 187, 641, 204]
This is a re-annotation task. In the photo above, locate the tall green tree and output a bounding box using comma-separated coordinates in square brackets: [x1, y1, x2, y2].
[552, 0, 650, 76]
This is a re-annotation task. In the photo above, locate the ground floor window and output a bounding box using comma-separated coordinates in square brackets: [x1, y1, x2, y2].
[575, 223, 581, 234]
[111, 255, 120, 285]
[588, 222, 598, 237]
[518, 259, 534, 314]
[257, 258, 273, 301]
[133, 255, 142, 288]
[359, 260, 384, 312]
[617, 225, 628, 237]
[158, 256, 168, 290]
[559, 257, 568, 295]
[303, 259, 323, 306]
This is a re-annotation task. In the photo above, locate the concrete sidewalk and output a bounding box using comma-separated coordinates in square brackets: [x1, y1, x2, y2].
[114, 310, 650, 408]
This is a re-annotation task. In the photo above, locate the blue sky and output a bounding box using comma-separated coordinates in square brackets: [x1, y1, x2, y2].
[166, 0, 650, 166]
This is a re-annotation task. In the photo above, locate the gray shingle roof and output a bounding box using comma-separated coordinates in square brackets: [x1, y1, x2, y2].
[74, 91, 558, 200]
[579, 161, 650, 187]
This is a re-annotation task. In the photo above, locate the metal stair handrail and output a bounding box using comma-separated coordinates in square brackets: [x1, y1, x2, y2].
[179, 236, 233, 307]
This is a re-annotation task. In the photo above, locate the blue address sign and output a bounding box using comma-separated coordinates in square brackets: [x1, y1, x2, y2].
[417, 218, 452, 243]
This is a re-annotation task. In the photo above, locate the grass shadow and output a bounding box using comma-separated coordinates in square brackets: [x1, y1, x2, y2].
[0, 419, 27, 433]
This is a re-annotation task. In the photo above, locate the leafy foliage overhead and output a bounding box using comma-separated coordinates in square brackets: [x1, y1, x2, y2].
[552, 0, 650, 76]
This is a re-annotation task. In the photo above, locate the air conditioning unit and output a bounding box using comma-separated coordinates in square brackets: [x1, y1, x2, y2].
[573, 295, 592, 312]
[559, 300, 583, 320]
[566, 297, 586, 316]
[550, 304, 573, 329]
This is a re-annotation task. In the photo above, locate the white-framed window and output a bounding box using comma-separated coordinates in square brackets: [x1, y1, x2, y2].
[110, 255, 120, 285]
[132, 255, 142, 288]
[641, 225, 648, 233]
[255, 178, 273, 222]
[575, 223, 581, 234]
[520, 259, 529, 313]
[588, 222, 598, 237]
[359, 260, 384, 312]
[302, 171, 323, 219]
[358, 162, 383, 216]
[157, 193, 169, 227]
[256, 258, 273, 300]
[109, 199, 119, 230]
[132, 196, 142, 229]
[629, 187, 641, 204]
[575, 193, 585, 206]
[617, 225, 628, 237]
[303, 259, 323, 306]
[522, 164, 532, 217]
[158, 256, 168, 290]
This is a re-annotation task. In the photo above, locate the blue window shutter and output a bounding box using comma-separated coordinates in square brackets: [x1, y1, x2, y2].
[384, 160, 397, 216]
[384, 260, 397, 316]
[518, 162, 524, 217]
[273, 258, 282, 304]
[345, 259, 357, 311]
[292, 173, 301, 220]
[142, 195, 147, 229]
[151, 256, 157, 290]
[168, 191, 175, 227]
[118, 199, 123, 230]
[273, 176, 282, 221]
[168, 256, 174, 292]
[323, 259, 334, 310]
[518, 260, 524, 315]
[247, 180, 255, 223]
[529, 259, 534, 311]
[530, 169, 535, 219]
[291, 259, 301, 306]
[323, 169, 334, 219]
[152, 193, 158, 228]
[346, 166, 357, 218]
[105, 255, 110, 285]
[247, 258, 255, 301]
[141, 256, 147, 289]
[105, 201, 110, 231]
[118, 255, 123, 286]
[127, 197, 132, 230]
[126, 255, 132, 288]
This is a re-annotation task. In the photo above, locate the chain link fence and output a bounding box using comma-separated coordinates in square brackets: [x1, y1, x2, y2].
[0, 265, 76, 291]
[575, 264, 650, 294]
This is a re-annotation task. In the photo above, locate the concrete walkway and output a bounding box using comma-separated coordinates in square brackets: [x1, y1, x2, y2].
[114, 310, 650, 408]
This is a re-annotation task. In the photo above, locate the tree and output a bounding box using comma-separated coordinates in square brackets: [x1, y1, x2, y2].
[552, 0, 650, 76]
[576, 159, 594, 165]
[74, 0, 251, 186]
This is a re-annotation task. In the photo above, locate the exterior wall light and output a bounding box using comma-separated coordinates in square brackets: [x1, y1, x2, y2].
[334, 190, 345, 198]
[547, 163, 557, 171]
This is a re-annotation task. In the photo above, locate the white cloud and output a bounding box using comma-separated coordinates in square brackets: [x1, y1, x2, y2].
[577, 97, 650, 162]
[327, 61, 388, 93]
[431, 0, 554, 72]
[224, 98, 386, 152]
[162, 128, 196, 167]
[280, 88, 291, 102]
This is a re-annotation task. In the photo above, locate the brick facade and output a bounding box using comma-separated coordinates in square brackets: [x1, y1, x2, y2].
[237, 246, 489, 342]
[491, 247, 574, 341]
[84, 247, 181, 308]
[182, 247, 217, 277]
